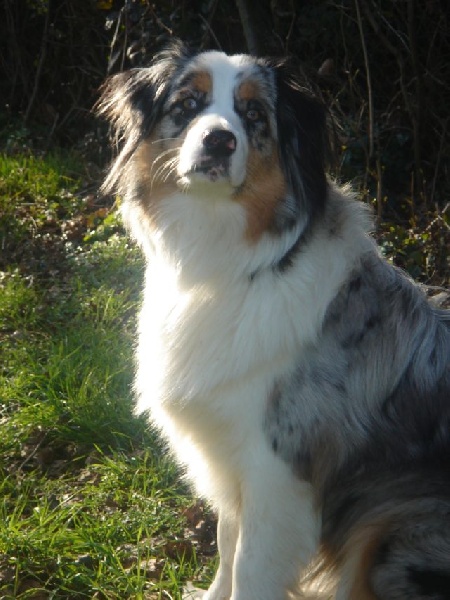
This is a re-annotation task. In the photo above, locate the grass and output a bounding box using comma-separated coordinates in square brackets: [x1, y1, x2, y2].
[0, 149, 215, 598]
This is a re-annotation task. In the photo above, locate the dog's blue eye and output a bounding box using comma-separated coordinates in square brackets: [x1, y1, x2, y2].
[183, 97, 198, 111]
[170, 96, 199, 118]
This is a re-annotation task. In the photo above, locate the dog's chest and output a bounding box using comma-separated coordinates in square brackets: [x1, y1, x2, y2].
[151, 284, 286, 399]
[138, 262, 330, 416]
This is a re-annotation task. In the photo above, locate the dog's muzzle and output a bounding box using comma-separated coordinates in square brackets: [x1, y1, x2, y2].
[178, 116, 247, 188]
[190, 128, 237, 182]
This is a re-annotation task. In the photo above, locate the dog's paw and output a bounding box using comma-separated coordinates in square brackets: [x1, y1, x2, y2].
[183, 582, 209, 600]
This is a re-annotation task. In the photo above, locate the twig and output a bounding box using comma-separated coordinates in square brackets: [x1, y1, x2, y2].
[376, 157, 383, 220]
[354, 0, 374, 159]
[199, 7, 222, 51]
[361, 0, 402, 62]
[18, 431, 49, 471]
[407, 0, 424, 200]
[285, 5, 296, 52]
[429, 118, 449, 206]
[24, 0, 51, 124]
[235, 0, 259, 55]
[45, 110, 60, 149]
[148, 5, 173, 36]
[108, 5, 125, 74]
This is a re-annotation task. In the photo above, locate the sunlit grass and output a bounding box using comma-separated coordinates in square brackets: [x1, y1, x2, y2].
[0, 149, 212, 599]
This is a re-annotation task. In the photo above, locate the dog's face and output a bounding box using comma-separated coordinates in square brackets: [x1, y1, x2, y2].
[160, 51, 276, 192]
[98, 42, 328, 240]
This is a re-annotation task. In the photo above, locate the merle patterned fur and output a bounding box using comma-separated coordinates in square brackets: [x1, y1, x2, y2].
[265, 250, 450, 598]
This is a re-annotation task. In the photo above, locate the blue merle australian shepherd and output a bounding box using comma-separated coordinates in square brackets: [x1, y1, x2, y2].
[97, 41, 450, 599]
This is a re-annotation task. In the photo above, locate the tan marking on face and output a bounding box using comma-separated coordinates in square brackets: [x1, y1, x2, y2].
[132, 136, 180, 222]
[234, 147, 286, 242]
[190, 71, 212, 95]
[238, 79, 260, 102]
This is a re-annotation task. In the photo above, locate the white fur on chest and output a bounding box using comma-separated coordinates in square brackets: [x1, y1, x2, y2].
[133, 191, 373, 504]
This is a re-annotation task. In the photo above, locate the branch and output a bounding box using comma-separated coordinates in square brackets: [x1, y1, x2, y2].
[24, 0, 51, 124]
[407, 0, 424, 197]
[199, 0, 221, 50]
[235, 0, 260, 55]
[354, 0, 374, 159]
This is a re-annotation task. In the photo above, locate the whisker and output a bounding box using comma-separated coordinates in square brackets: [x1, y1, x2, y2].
[143, 139, 183, 190]
[149, 148, 179, 180]
[153, 146, 180, 163]
[159, 158, 179, 183]
[163, 159, 180, 182]
[150, 156, 179, 188]
[151, 153, 178, 177]
[150, 137, 182, 145]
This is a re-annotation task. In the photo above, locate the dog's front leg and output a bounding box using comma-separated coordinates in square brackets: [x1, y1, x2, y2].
[204, 510, 239, 600]
[231, 459, 319, 600]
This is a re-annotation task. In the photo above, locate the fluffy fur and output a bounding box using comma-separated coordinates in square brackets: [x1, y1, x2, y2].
[98, 41, 450, 600]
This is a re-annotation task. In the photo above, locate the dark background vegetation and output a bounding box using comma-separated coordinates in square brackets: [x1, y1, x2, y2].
[1, 0, 449, 281]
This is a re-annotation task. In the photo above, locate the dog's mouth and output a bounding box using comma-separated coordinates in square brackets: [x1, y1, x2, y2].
[190, 155, 230, 182]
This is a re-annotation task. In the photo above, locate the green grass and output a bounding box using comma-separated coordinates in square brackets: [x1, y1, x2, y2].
[0, 152, 82, 251]
[0, 450, 205, 599]
[0, 150, 214, 599]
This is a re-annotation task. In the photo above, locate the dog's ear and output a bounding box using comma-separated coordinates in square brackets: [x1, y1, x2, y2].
[97, 69, 156, 142]
[97, 39, 192, 141]
[273, 61, 329, 223]
[96, 39, 192, 193]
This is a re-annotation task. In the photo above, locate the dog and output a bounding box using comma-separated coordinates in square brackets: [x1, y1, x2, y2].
[98, 40, 450, 599]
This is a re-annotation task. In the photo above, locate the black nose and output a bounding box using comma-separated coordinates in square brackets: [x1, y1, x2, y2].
[202, 129, 237, 157]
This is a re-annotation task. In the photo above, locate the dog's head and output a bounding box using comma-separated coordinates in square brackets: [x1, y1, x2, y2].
[98, 41, 328, 242]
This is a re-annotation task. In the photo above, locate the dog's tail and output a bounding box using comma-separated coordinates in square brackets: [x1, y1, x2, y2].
[318, 468, 450, 600]
[333, 498, 450, 599]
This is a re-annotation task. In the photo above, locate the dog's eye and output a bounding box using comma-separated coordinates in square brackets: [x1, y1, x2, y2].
[246, 108, 261, 121]
[182, 97, 198, 112]
[170, 96, 200, 118]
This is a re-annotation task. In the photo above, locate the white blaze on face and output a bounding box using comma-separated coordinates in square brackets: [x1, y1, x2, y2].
[177, 52, 253, 190]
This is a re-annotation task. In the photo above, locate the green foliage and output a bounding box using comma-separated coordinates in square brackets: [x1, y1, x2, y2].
[380, 224, 430, 279]
[379, 210, 449, 283]
[0, 150, 84, 266]
[0, 449, 203, 599]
